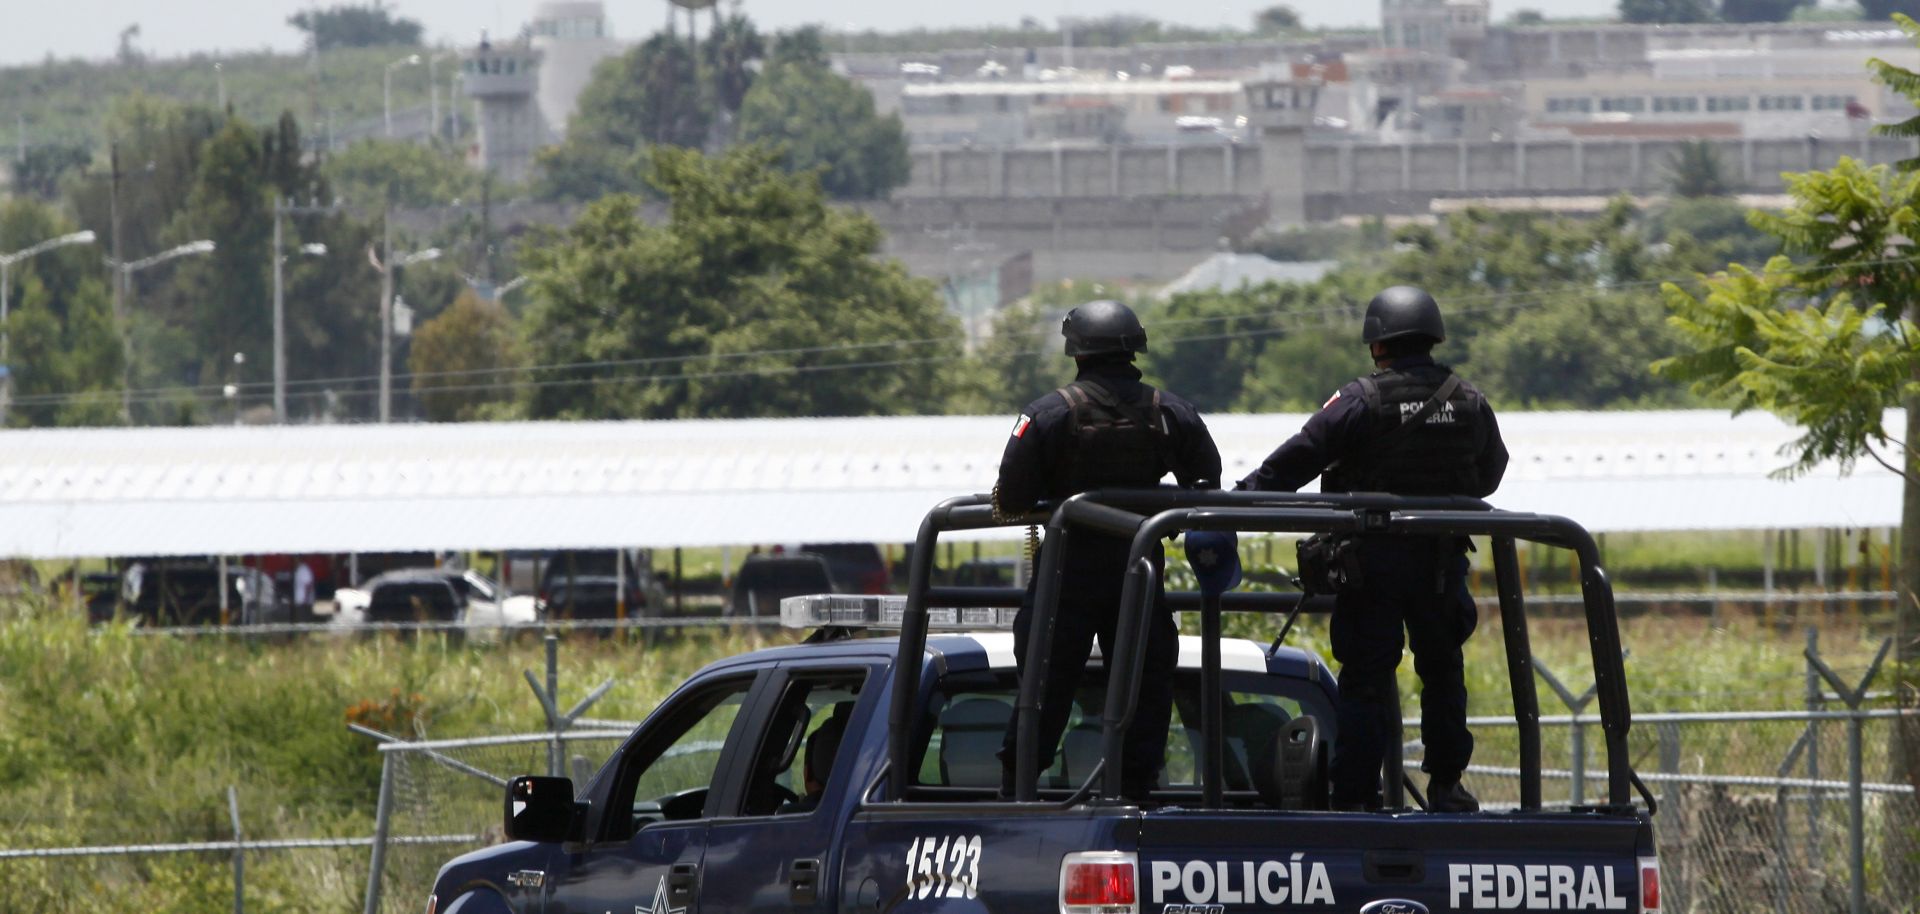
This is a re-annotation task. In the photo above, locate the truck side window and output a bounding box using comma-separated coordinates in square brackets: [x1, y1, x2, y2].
[738, 671, 867, 817]
[603, 677, 755, 841]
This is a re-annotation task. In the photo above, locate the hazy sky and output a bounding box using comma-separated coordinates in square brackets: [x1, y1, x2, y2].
[0, 0, 1622, 68]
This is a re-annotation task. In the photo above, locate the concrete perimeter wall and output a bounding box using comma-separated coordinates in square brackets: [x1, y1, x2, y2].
[903, 135, 1920, 219]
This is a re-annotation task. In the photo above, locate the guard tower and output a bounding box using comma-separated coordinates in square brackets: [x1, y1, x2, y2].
[462, 37, 547, 185]
[1244, 67, 1320, 227]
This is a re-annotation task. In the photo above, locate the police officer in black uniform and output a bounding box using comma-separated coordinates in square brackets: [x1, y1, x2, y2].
[1238, 286, 1508, 813]
[995, 300, 1223, 800]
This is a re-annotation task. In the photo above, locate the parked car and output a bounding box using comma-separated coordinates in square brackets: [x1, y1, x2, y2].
[81, 571, 124, 623]
[333, 568, 539, 636]
[726, 553, 836, 618]
[120, 560, 281, 626]
[538, 550, 664, 619]
[950, 556, 1019, 587]
[799, 542, 892, 594]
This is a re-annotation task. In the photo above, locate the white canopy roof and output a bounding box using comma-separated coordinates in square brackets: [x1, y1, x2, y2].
[0, 410, 1901, 558]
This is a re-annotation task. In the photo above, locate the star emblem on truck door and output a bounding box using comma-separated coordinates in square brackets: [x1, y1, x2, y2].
[636, 875, 686, 914]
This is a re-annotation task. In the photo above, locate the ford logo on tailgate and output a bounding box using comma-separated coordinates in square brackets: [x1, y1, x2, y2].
[1361, 900, 1430, 914]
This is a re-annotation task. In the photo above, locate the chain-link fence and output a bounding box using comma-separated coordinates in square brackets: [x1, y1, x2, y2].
[1419, 708, 1919, 914]
[367, 731, 631, 914]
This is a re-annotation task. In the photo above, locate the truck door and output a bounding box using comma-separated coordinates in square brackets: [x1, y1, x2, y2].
[545, 673, 761, 914]
[701, 664, 879, 912]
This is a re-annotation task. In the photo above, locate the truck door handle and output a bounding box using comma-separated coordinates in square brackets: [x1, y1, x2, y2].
[790, 857, 822, 904]
[1364, 850, 1424, 884]
[669, 863, 699, 905]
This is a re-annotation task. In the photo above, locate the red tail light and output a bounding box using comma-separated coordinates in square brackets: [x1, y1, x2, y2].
[1060, 851, 1138, 914]
[1639, 857, 1660, 913]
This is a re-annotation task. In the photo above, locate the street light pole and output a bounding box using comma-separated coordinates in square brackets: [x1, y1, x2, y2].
[111, 239, 216, 423]
[271, 200, 340, 423]
[384, 53, 422, 138]
[428, 52, 456, 141]
[0, 230, 97, 421]
[373, 214, 438, 423]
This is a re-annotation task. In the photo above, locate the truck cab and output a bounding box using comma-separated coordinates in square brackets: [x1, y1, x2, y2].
[428, 491, 1660, 914]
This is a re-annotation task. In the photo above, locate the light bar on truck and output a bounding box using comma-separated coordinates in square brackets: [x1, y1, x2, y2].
[778, 594, 1019, 631]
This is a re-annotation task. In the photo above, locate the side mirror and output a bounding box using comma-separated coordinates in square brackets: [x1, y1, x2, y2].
[504, 775, 581, 843]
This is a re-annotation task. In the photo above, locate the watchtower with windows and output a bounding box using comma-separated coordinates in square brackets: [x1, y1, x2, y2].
[1244, 68, 1321, 226]
[463, 39, 547, 184]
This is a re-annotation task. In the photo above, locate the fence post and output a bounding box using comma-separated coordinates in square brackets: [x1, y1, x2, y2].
[363, 751, 396, 914]
[523, 634, 616, 780]
[1535, 659, 1597, 807]
[1806, 636, 1892, 914]
[1656, 722, 1682, 914]
[228, 785, 244, 914]
[546, 635, 560, 776]
[1804, 627, 1823, 846]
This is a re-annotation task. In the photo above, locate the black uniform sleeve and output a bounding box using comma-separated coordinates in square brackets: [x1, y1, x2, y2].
[1165, 399, 1222, 490]
[1472, 400, 1510, 498]
[994, 398, 1066, 515]
[1236, 382, 1370, 492]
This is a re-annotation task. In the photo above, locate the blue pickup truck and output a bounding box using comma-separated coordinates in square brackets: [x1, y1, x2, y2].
[425, 491, 1660, 914]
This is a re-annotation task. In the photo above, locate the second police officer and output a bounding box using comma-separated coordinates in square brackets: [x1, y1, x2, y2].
[994, 300, 1223, 800]
[1239, 286, 1508, 813]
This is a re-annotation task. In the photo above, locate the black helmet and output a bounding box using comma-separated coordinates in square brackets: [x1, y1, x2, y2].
[1062, 300, 1148, 357]
[1361, 285, 1445, 344]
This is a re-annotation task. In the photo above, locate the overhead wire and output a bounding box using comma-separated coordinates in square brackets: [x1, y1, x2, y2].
[12, 248, 1920, 413]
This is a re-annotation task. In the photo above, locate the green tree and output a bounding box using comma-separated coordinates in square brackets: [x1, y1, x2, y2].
[1620, 0, 1716, 22]
[951, 299, 1070, 415]
[736, 39, 910, 200]
[1861, 0, 1920, 20]
[287, 2, 423, 50]
[533, 32, 710, 200]
[1721, 0, 1807, 21]
[1508, 8, 1549, 23]
[705, 14, 766, 115]
[1666, 140, 1732, 198]
[1474, 292, 1689, 407]
[409, 289, 521, 421]
[171, 120, 273, 392]
[322, 139, 480, 207]
[1146, 284, 1307, 411]
[1654, 197, 1780, 267]
[1656, 154, 1920, 657]
[9, 143, 91, 201]
[518, 145, 956, 420]
[1253, 5, 1304, 32]
[1, 199, 123, 426]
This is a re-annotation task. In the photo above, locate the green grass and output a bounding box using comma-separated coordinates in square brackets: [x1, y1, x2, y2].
[0, 585, 1900, 911]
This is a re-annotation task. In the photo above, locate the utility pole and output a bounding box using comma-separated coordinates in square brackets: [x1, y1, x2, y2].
[371, 211, 437, 423]
[110, 144, 128, 424]
[273, 210, 284, 422]
[379, 212, 393, 422]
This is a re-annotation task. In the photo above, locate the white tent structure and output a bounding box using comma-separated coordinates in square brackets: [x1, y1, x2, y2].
[0, 410, 1901, 559]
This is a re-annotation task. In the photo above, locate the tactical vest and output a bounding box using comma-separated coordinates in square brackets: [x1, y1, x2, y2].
[1054, 379, 1173, 493]
[1324, 364, 1484, 496]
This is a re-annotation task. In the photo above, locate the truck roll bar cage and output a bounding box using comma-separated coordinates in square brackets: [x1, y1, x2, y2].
[884, 489, 1636, 813]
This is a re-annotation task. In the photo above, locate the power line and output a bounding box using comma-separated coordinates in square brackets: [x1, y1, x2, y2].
[11, 249, 1918, 413]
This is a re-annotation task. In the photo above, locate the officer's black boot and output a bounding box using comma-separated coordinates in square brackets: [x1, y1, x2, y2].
[1425, 775, 1479, 813]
